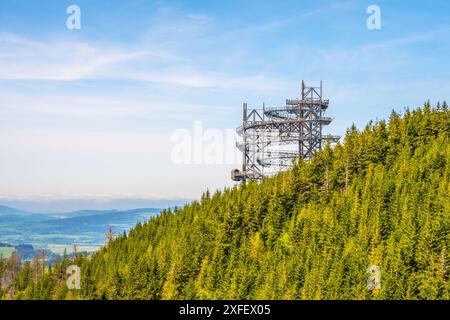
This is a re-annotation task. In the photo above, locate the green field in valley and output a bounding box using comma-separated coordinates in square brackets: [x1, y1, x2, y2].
[0, 247, 16, 259]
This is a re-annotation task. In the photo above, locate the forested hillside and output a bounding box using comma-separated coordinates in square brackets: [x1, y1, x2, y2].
[2, 103, 450, 300]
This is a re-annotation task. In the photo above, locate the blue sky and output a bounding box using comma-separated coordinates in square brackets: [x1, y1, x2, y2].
[0, 0, 449, 211]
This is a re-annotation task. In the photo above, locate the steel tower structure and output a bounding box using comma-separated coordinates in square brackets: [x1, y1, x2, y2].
[231, 81, 340, 182]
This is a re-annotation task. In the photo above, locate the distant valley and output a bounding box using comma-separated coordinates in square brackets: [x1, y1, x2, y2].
[0, 205, 161, 259]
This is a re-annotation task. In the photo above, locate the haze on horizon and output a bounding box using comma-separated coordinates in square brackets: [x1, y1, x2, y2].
[1, 0, 449, 211]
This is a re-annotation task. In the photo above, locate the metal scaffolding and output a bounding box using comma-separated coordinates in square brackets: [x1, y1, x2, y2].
[231, 81, 340, 182]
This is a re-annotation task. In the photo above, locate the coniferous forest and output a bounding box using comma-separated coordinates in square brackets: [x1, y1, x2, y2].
[1, 103, 449, 300]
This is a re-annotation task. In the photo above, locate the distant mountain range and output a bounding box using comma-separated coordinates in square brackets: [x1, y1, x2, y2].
[0, 205, 53, 224]
[0, 205, 161, 254]
[0, 205, 30, 216]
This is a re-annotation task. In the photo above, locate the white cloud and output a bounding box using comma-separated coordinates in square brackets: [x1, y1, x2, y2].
[0, 31, 286, 93]
[123, 68, 287, 92]
[0, 32, 167, 81]
[0, 90, 239, 125]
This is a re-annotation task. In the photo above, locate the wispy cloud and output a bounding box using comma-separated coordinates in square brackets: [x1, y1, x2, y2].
[0, 90, 236, 125]
[0, 30, 286, 93]
[245, 0, 354, 33]
[122, 68, 287, 92]
[0, 32, 173, 81]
